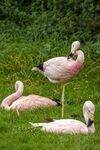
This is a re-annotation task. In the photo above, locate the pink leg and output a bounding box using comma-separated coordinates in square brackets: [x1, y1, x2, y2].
[61, 85, 65, 118]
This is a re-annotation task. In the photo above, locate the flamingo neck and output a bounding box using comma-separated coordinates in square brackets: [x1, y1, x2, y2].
[75, 50, 84, 66]
[15, 81, 24, 96]
[1, 81, 24, 110]
[88, 123, 95, 133]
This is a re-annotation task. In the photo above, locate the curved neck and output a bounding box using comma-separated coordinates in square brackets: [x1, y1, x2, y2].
[1, 81, 24, 110]
[75, 50, 84, 66]
[88, 123, 95, 133]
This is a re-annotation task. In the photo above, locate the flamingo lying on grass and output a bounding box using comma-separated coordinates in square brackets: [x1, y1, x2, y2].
[30, 101, 95, 134]
[1, 81, 61, 112]
[32, 41, 84, 118]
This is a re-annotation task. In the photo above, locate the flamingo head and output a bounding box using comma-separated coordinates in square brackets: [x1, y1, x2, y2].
[83, 100, 95, 127]
[15, 80, 24, 95]
[67, 41, 80, 59]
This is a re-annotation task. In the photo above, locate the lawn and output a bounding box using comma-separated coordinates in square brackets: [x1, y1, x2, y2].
[0, 37, 100, 150]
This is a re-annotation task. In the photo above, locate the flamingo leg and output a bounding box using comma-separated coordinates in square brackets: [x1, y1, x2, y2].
[16, 109, 20, 116]
[61, 85, 65, 118]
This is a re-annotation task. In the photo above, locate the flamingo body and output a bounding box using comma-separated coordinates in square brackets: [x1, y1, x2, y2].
[1, 81, 60, 111]
[32, 41, 84, 118]
[31, 119, 88, 134]
[32, 43, 84, 84]
[30, 101, 95, 134]
[8, 95, 58, 111]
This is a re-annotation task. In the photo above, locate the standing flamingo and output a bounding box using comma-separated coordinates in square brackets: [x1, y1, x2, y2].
[32, 41, 84, 118]
[1, 81, 61, 111]
[30, 101, 95, 134]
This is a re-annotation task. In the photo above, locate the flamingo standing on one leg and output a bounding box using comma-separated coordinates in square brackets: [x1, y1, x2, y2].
[32, 41, 84, 118]
[30, 100, 95, 134]
[1, 81, 61, 111]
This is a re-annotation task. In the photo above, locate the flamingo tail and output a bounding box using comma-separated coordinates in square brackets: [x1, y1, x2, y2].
[29, 122, 47, 128]
[32, 67, 38, 71]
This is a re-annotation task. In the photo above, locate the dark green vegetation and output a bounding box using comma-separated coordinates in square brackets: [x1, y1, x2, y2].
[0, 0, 100, 150]
[0, 0, 100, 42]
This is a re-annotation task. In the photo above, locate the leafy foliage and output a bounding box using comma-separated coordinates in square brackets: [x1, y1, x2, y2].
[0, 0, 100, 42]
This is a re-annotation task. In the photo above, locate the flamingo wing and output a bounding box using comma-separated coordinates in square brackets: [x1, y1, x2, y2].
[43, 57, 75, 82]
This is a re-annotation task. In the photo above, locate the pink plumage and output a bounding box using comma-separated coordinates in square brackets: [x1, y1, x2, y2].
[30, 101, 95, 134]
[1, 81, 60, 111]
[32, 41, 85, 118]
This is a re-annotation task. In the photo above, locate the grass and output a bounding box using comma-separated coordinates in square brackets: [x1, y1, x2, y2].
[0, 37, 100, 150]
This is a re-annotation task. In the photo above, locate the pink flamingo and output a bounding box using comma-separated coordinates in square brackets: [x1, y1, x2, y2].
[1, 81, 61, 112]
[30, 101, 95, 134]
[32, 41, 84, 118]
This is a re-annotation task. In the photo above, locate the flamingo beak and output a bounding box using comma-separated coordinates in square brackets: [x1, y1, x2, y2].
[67, 53, 73, 59]
[87, 118, 94, 127]
[87, 113, 94, 127]
[89, 113, 94, 121]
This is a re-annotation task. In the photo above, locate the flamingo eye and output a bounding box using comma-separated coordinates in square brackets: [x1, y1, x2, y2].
[88, 109, 91, 113]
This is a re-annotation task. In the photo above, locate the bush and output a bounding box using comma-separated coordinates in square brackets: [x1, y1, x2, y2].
[0, 0, 99, 42]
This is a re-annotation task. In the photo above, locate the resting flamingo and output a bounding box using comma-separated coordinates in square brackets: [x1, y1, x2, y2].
[30, 101, 95, 134]
[32, 41, 84, 118]
[1, 81, 61, 112]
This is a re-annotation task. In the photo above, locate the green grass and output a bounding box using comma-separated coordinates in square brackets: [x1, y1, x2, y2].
[0, 38, 100, 150]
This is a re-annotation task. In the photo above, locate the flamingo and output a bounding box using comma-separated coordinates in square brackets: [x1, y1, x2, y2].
[32, 41, 84, 118]
[30, 101, 95, 134]
[1, 80, 61, 112]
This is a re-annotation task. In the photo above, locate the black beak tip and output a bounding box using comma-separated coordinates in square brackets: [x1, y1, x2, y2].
[67, 53, 73, 59]
[87, 119, 94, 127]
